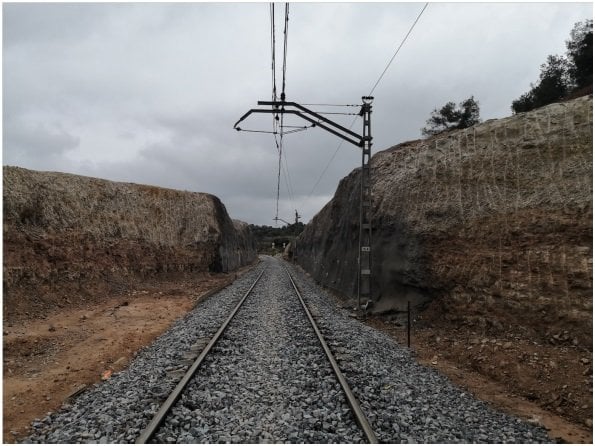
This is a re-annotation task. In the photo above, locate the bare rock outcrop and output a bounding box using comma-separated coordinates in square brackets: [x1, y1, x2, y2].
[297, 95, 592, 346]
[3, 167, 257, 320]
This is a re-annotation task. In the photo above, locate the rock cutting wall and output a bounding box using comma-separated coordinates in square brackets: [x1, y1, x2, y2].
[3, 167, 257, 320]
[297, 95, 592, 345]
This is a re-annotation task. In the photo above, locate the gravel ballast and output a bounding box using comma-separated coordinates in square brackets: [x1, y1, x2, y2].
[22, 256, 552, 444]
[285, 260, 552, 443]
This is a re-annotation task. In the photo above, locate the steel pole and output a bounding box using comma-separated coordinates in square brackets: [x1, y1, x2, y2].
[358, 97, 373, 313]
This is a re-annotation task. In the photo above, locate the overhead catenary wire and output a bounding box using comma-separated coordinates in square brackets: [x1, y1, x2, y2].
[270, 2, 281, 221]
[283, 127, 311, 135]
[299, 103, 360, 107]
[270, 3, 277, 103]
[256, 3, 429, 222]
[368, 2, 429, 96]
[277, 3, 291, 222]
[281, 3, 289, 100]
[275, 140, 283, 221]
[300, 114, 358, 209]
[314, 111, 360, 116]
[271, 3, 292, 224]
[302, 3, 429, 207]
[282, 124, 314, 129]
[238, 129, 279, 134]
[282, 151, 296, 208]
[236, 127, 310, 135]
[241, 3, 298, 224]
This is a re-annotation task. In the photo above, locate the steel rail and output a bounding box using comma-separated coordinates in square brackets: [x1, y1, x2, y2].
[135, 269, 266, 444]
[283, 266, 378, 444]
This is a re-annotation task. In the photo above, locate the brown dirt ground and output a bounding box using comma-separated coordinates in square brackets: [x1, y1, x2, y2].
[364, 315, 593, 444]
[2, 271, 238, 443]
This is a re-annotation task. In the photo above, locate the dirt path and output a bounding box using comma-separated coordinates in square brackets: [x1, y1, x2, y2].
[2, 273, 237, 443]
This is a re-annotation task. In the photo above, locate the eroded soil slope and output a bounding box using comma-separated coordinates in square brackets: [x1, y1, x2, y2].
[3, 167, 257, 322]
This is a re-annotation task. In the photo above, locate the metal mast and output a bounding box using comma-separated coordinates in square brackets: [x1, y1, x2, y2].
[358, 96, 373, 312]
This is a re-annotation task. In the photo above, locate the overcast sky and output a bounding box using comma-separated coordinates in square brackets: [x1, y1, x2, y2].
[3, 2, 592, 225]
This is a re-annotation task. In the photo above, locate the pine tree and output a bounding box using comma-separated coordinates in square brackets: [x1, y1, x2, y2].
[512, 19, 592, 114]
[567, 19, 593, 89]
[421, 96, 481, 136]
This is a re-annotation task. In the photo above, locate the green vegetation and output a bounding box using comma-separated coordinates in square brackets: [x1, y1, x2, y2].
[249, 222, 305, 254]
[421, 96, 481, 137]
[512, 19, 592, 114]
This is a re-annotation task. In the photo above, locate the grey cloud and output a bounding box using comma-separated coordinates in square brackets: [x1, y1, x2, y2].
[3, 2, 592, 225]
[3, 116, 80, 166]
[3, 3, 108, 46]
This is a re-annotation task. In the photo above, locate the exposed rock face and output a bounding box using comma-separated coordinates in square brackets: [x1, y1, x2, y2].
[3, 167, 257, 320]
[297, 95, 592, 345]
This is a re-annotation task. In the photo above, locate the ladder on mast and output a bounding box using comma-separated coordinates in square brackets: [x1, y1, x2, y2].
[358, 97, 373, 311]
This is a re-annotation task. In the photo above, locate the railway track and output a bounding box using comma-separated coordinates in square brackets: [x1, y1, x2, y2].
[23, 256, 551, 444]
[136, 257, 377, 443]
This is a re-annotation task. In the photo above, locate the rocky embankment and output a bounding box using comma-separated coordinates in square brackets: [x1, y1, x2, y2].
[297, 95, 592, 342]
[296, 96, 592, 429]
[3, 167, 257, 322]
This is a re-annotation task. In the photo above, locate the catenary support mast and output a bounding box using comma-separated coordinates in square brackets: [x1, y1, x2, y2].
[234, 96, 374, 312]
[358, 96, 373, 311]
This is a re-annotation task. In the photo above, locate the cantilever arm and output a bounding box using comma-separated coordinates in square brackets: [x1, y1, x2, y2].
[258, 101, 362, 142]
[233, 101, 364, 147]
[233, 109, 256, 130]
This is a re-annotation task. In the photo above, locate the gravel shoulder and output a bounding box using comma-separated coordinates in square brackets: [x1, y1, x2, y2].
[286, 261, 552, 443]
[364, 317, 593, 444]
